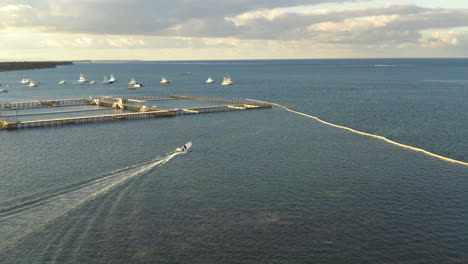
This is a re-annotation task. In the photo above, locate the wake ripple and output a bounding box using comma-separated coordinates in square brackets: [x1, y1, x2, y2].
[0, 151, 183, 253]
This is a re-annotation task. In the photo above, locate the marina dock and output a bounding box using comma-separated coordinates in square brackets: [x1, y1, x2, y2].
[0, 95, 272, 130]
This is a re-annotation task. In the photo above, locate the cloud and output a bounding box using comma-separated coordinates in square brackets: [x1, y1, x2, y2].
[221, 5, 468, 44]
[1, 1, 468, 51]
[419, 32, 461, 48]
[0, 4, 38, 29]
[2, 32, 236, 51]
[1, 0, 369, 34]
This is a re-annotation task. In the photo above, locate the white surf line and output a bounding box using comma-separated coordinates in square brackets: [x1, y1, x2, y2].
[246, 98, 468, 167]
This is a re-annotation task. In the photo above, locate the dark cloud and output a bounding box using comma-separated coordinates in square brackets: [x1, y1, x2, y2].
[2, 0, 368, 34]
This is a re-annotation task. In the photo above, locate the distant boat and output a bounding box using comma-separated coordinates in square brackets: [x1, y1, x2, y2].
[176, 72, 192, 75]
[109, 74, 117, 84]
[0, 89, 7, 93]
[102, 76, 109, 84]
[221, 77, 233, 86]
[160, 76, 170, 84]
[176, 141, 192, 153]
[77, 73, 87, 83]
[128, 83, 143, 89]
[21, 78, 30, 84]
[29, 81, 38, 87]
[89, 80, 96, 84]
[58, 80, 66, 84]
[128, 78, 136, 85]
[206, 77, 215, 83]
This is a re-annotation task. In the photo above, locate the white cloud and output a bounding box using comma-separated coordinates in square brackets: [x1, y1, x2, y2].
[226, 10, 287, 27]
[1, 1, 468, 59]
[308, 15, 400, 32]
[419, 32, 460, 48]
[105, 38, 147, 48]
[0, 4, 32, 12]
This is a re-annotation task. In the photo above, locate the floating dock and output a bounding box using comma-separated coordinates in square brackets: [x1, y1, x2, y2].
[0, 95, 272, 130]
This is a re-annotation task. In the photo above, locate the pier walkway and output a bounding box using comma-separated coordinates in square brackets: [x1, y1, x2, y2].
[0, 95, 271, 130]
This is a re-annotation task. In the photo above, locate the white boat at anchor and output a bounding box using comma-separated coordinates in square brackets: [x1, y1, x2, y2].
[206, 77, 215, 83]
[160, 76, 171, 84]
[128, 82, 143, 89]
[89, 80, 96, 84]
[29, 81, 38, 87]
[21, 78, 31, 84]
[221, 77, 233, 86]
[77, 73, 87, 84]
[58, 80, 66, 84]
[176, 142, 192, 153]
[128, 78, 136, 85]
[109, 74, 117, 83]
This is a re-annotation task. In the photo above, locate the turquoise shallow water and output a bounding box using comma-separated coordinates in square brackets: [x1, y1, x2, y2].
[0, 59, 467, 263]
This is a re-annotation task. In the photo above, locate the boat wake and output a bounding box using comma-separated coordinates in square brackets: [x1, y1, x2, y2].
[0, 150, 184, 253]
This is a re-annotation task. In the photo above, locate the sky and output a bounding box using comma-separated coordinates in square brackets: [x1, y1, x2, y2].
[1, 0, 468, 60]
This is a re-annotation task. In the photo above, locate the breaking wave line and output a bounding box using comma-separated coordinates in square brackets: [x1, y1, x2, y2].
[246, 98, 468, 167]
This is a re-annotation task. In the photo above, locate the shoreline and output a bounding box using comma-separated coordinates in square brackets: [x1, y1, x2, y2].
[0, 61, 73, 72]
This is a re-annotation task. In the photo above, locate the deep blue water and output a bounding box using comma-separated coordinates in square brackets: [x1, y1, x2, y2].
[0, 59, 467, 263]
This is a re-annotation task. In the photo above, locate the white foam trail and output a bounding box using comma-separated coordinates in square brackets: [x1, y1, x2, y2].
[246, 98, 468, 167]
[0, 151, 181, 253]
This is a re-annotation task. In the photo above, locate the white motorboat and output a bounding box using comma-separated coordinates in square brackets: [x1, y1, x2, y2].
[89, 80, 96, 84]
[221, 77, 233, 86]
[58, 80, 66, 84]
[109, 74, 117, 83]
[128, 83, 143, 89]
[160, 76, 170, 84]
[102, 76, 109, 84]
[206, 77, 214, 83]
[176, 142, 192, 153]
[21, 78, 30, 84]
[77, 73, 87, 83]
[29, 81, 38, 87]
[128, 78, 136, 85]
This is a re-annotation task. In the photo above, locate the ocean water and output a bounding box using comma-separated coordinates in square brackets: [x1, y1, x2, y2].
[0, 59, 467, 263]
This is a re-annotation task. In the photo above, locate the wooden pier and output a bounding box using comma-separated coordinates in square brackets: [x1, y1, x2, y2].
[0, 95, 271, 130]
